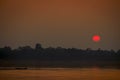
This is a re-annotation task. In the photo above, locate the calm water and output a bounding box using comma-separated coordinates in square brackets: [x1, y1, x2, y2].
[0, 68, 120, 80]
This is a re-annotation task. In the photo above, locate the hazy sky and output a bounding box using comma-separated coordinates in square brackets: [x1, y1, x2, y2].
[0, 0, 120, 50]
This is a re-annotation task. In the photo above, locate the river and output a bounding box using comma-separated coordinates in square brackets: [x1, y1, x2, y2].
[0, 68, 120, 80]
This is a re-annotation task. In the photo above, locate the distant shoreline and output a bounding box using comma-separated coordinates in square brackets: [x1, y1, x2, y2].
[0, 67, 120, 70]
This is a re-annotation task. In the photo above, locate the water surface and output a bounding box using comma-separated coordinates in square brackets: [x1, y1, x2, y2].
[0, 68, 120, 80]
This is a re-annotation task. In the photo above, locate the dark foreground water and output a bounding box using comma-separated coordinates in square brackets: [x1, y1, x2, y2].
[0, 68, 120, 80]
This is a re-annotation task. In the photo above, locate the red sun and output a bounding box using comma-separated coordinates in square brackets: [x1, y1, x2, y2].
[92, 35, 101, 42]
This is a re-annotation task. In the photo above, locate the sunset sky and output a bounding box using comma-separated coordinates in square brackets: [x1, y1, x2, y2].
[0, 0, 120, 50]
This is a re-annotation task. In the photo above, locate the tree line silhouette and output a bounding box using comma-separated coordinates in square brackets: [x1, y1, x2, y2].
[0, 43, 120, 68]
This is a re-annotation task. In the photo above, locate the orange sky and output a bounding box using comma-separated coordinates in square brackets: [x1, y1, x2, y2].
[0, 0, 120, 50]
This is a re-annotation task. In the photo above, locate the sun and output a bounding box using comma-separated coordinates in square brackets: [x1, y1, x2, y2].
[92, 35, 101, 42]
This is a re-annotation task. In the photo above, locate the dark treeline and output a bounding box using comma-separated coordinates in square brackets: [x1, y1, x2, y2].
[0, 43, 120, 68]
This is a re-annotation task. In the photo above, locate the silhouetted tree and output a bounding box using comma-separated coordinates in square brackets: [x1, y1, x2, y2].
[0, 43, 120, 68]
[0, 46, 11, 59]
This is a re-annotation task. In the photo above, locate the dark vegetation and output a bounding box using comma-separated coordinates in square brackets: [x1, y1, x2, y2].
[0, 43, 120, 68]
